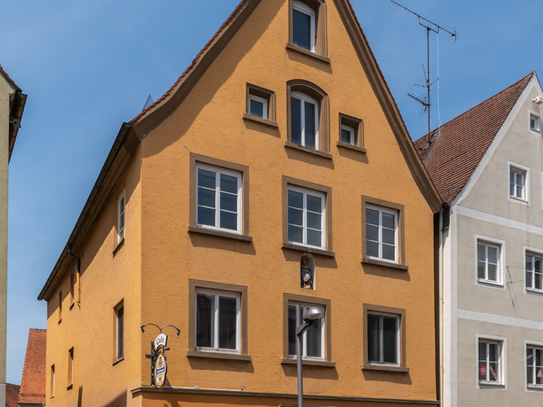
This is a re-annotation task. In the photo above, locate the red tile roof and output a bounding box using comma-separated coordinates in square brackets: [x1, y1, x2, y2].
[18, 329, 46, 405]
[0, 64, 22, 92]
[414, 73, 534, 203]
[6, 383, 20, 407]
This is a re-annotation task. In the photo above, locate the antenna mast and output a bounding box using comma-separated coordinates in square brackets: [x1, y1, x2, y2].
[391, 1, 456, 135]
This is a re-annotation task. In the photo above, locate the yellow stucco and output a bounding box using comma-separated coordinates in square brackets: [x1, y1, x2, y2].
[44, 0, 437, 406]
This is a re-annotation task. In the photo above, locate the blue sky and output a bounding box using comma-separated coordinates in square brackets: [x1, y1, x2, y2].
[1, 0, 541, 385]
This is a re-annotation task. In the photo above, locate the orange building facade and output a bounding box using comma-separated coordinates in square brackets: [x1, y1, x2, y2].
[39, 0, 441, 406]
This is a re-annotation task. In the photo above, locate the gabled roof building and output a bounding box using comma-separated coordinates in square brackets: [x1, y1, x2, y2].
[18, 329, 46, 407]
[39, 1, 441, 406]
[416, 72, 543, 406]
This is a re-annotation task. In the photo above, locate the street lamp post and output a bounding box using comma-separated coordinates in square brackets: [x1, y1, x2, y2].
[296, 305, 325, 407]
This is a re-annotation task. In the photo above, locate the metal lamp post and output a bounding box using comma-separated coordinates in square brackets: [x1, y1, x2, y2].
[296, 305, 325, 407]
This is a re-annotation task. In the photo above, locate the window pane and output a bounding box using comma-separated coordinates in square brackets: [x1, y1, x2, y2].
[527, 270, 533, 288]
[479, 342, 487, 361]
[489, 363, 499, 382]
[288, 306, 296, 356]
[536, 257, 541, 273]
[366, 225, 378, 242]
[220, 174, 238, 194]
[291, 97, 302, 145]
[220, 211, 237, 231]
[488, 246, 498, 264]
[198, 207, 215, 227]
[368, 315, 380, 362]
[307, 229, 322, 247]
[366, 209, 379, 226]
[307, 195, 322, 213]
[367, 241, 379, 258]
[218, 297, 237, 349]
[382, 229, 395, 245]
[288, 208, 303, 226]
[288, 225, 303, 243]
[293, 9, 311, 50]
[536, 272, 542, 290]
[528, 363, 534, 385]
[196, 294, 214, 348]
[517, 185, 523, 198]
[510, 170, 515, 184]
[477, 244, 485, 262]
[288, 190, 303, 209]
[383, 317, 398, 364]
[304, 101, 316, 149]
[478, 262, 485, 280]
[510, 182, 515, 197]
[382, 213, 395, 229]
[307, 212, 321, 230]
[341, 128, 351, 143]
[250, 99, 264, 118]
[489, 344, 499, 362]
[487, 264, 497, 282]
[382, 245, 395, 261]
[198, 169, 216, 189]
[117, 307, 124, 359]
[306, 319, 321, 358]
[220, 192, 237, 213]
[198, 188, 215, 208]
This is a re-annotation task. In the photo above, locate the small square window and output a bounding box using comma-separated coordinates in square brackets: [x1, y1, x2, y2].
[288, 302, 324, 360]
[477, 240, 501, 284]
[526, 252, 543, 292]
[367, 313, 400, 365]
[338, 113, 364, 152]
[530, 113, 541, 132]
[478, 339, 503, 385]
[527, 345, 543, 387]
[510, 166, 527, 201]
[287, 186, 325, 249]
[245, 84, 275, 124]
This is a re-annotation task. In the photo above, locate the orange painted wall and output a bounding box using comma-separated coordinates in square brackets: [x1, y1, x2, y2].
[44, 0, 437, 405]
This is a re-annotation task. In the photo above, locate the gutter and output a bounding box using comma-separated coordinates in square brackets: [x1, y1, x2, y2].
[38, 122, 133, 301]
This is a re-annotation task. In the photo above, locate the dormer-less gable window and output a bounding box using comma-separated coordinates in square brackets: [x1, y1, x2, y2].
[293, 1, 316, 52]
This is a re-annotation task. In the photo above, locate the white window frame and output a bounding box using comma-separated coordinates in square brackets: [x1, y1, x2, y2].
[529, 109, 541, 134]
[367, 312, 400, 366]
[116, 304, 124, 360]
[292, 0, 316, 52]
[476, 334, 506, 388]
[341, 124, 355, 145]
[195, 288, 241, 354]
[196, 164, 242, 234]
[248, 93, 268, 120]
[288, 302, 325, 361]
[525, 341, 543, 390]
[291, 91, 319, 150]
[475, 236, 504, 288]
[287, 185, 326, 249]
[508, 162, 529, 204]
[525, 247, 543, 294]
[366, 204, 399, 264]
[117, 190, 126, 244]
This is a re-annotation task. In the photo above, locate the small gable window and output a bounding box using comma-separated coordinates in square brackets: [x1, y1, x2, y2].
[288, 0, 328, 58]
[244, 83, 277, 127]
[293, 1, 315, 52]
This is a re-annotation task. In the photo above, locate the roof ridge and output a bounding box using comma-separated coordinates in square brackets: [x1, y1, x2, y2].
[419, 72, 533, 144]
[0, 64, 22, 92]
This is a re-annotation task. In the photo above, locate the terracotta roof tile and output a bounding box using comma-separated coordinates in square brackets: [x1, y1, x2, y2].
[414, 73, 533, 203]
[0, 64, 22, 92]
[6, 383, 20, 407]
[18, 329, 46, 405]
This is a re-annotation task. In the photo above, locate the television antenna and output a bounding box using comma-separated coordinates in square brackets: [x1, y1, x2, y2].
[391, 1, 456, 135]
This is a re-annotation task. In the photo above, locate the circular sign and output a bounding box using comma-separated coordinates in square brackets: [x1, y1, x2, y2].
[154, 351, 167, 388]
[479, 365, 486, 376]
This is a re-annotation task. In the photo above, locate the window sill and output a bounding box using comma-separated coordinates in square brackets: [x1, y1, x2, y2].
[282, 243, 335, 258]
[67, 384, 73, 390]
[527, 384, 543, 391]
[285, 43, 330, 64]
[477, 279, 504, 289]
[113, 238, 125, 255]
[188, 226, 253, 242]
[281, 358, 335, 368]
[112, 357, 124, 366]
[362, 364, 409, 373]
[58, 319, 62, 325]
[284, 141, 332, 160]
[508, 196, 529, 205]
[243, 113, 278, 128]
[337, 140, 366, 154]
[362, 258, 408, 271]
[526, 288, 543, 296]
[479, 382, 505, 388]
[70, 302, 75, 310]
[187, 350, 251, 362]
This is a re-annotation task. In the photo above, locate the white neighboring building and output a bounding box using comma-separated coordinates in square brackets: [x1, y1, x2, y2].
[415, 72, 543, 406]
